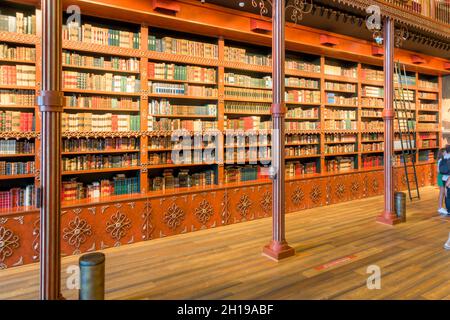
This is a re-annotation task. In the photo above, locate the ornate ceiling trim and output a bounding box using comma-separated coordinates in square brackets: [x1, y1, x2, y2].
[331, 0, 450, 40]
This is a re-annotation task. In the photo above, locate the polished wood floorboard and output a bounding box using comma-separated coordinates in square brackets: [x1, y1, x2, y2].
[1, 186, 449, 300]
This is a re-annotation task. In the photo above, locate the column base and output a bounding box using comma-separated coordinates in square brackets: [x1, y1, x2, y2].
[262, 240, 295, 261]
[376, 212, 402, 226]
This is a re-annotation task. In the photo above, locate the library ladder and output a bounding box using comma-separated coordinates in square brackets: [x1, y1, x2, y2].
[393, 61, 420, 201]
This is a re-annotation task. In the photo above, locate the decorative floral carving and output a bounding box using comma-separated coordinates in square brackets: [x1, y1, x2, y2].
[335, 183, 345, 199]
[310, 185, 322, 203]
[291, 187, 304, 205]
[260, 191, 272, 215]
[351, 181, 360, 193]
[221, 192, 231, 225]
[106, 211, 131, 241]
[195, 200, 214, 225]
[32, 218, 40, 261]
[63, 216, 92, 249]
[0, 226, 20, 262]
[237, 194, 252, 218]
[372, 178, 380, 193]
[164, 203, 185, 230]
[142, 201, 154, 240]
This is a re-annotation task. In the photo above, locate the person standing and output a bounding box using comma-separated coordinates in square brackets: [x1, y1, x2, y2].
[437, 149, 447, 215]
[441, 145, 450, 216]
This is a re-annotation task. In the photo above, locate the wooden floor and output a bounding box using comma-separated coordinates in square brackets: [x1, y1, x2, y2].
[1, 186, 450, 300]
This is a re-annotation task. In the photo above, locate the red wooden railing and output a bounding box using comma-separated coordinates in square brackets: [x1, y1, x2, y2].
[382, 0, 450, 25]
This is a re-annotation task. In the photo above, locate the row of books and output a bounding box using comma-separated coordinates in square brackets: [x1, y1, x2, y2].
[0, 111, 34, 132]
[286, 107, 318, 119]
[285, 59, 320, 73]
[361, 142, 384, 152]
[325, 81, 356, 92]
[64, 95, 139, 110]
[419, 133, 438, 140]
[394, 74, 416, 86]
[324, 63, 357, 78]
[324, 108, 356, 120]
[0, 185, 36, 209]
[418, 79, 438, 90]
[63, 51, 139, 72]
[419, 102, 439, 111]
[63, 71, 140, 93]
[286, 161, 317, 177]
[225, 87, 272, 101]
[0, 160, 34, 175]
[224, 165, 268, 183]
[0, 65, 36, 86]
[62, 113, 140, 132]
[0, 139, 34, 155]
[147, 117, 217, 131]
[418, 150, 435, 162]
[395, 89, 415, 101]
[418, 92, 438, 100]
[0, 89, 35, 106]
[324, 120, 357, 130]
[224, 116, 271, 130]
[285, 77, 319, 89]
[149, 99, 217, 117]
[148, 62, 216, 83]
[286, 121, 320, 131]
[361, 68, 383, 82]
[148, 35, 218, 59]
[149, 169, 215, 191]
[224, 134, 270, 147]
[418, 139, 437, 148]
[326, 93, 357, 106]
[362, 121, 384, 131]
[286, 145, 318, 157]
[285, 134, 319, 144]
[224, 73, 272, 89]
[325, 133, 356, 143]
[149, 82, 218, 97]
[285, 90, 321, 104]
[224, 46, 271, 66]
[225, 102, 270, 115]
[362, 86, 384, 98]
[325, 157, 355, 172]
[62, 153, 139, 172]
[148, 136, 216, 150]
[361, 109, 382, 117]
[361, 97, 384, 108]
[361, 155, 383, 168]
[225, 148, 271, 163]
[0, 44, 35, 61]
[0, 12, 36, 35]
[417, 123, 439, 131]
[362, 133, 384, 141]
[63, 22, 140, 49]
[325, 144, 355, 154]
[418, 114, 437, 122]
[62, 137, 139, 153]
[62, 175, 140, 201]
[148, 151, 211, 165]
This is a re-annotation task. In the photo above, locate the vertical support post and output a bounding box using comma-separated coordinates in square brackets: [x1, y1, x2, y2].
[377, 17, 401, 226]
[263, 0, 295, 260]
[38, 0, 64, 299]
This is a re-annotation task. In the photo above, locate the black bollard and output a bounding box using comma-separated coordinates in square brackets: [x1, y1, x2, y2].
[394, 191, 406, 222]
[79, 253, 105, 300]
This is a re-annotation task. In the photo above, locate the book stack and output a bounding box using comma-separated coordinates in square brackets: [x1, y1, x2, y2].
[418, 79, 438, 90]
[149, 35, 218, 59]
[62, 153, 139, 172]
[0, 185, 36, 209]
[285, 134, 319, 144]
[0, 161, 35, 175]
[324, 63, 357, 78]
[285, 161, 317, 177]
[225, 102, 270, 115]
[225, 87, 272, 101]
[224, 46, 271, 66]
[419, 92, 438, 100]
[149, 82, 218, 97]
[325, 81, 356, 92]
[0, 65, 36, 86]
[63, 71, 140, 93]
[62, 137, 139, 153]
[148, 62, 216, 83]
[149, 169, 215, 191]
[63, 51, 139, 72]
[0, 139, 34, 154]
[147, 117, 217, 131]
[0, 12, 36, 34]
[225, 73, 272, 89]
[286, 121, 319, 131]
[65, 95, 139, 110]
[149, 99, 217, 117]
[0, 89, 35, 106]
[286, 107, 318, 119]
[62, 113, 140, 132]
[63, 22, 140, 48]
[326, 157, 355, 172]
[285, 58, 320, 73]
[362, 86, 384, 98]
[362, 155, 384, 168]
[0, 111, 34, 132]
[285, 77, 319, 89]
[361, 67, 384, 82]
[285, 90, 320, 104]
[0, 44, 35, 61]
[326, 93, 358, 106]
